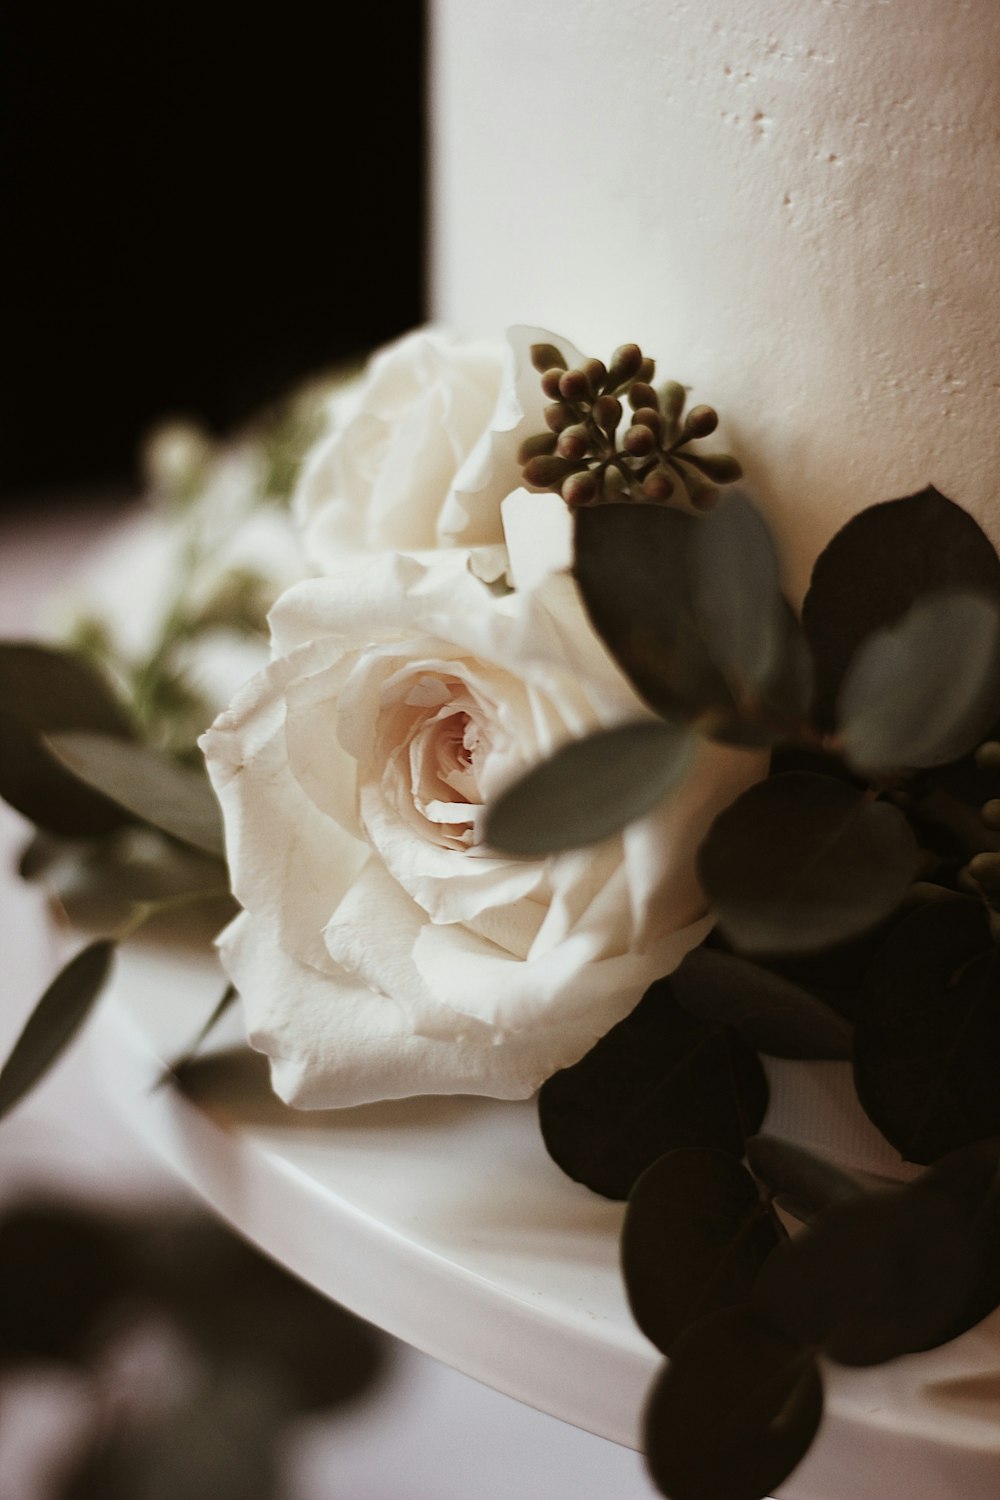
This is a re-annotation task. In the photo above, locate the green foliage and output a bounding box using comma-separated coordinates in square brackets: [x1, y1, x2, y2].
[483, 720, 692, 855]
[0, 941, 115, 1121]
[46, 731, 226, 859]
[643, 1305, 822, 1500]
[852, 900, 1000, 1164]
[671, 945, 852, 1059]
[744, 1135, 864, 1224]
[0, 643, 136, 837]
[538, 977, 767, 1199]
[697, 773, 921, 954]
[622, 1149, 784, 1355]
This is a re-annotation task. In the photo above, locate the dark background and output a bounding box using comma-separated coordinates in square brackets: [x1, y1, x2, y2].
[2, 5, 426, 502]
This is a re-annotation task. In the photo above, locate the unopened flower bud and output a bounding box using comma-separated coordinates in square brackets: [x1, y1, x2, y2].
[583, 358, 608, 390]
[544, 401, 576, 433]
[523, 454, 574, 488]
[975, 742, 1000, 772]
[518, 431, 558, 464]
[541, 367, 565, 399]
[531, 343, 567, 373]
[628, 381, 659, 412]
[982, 798, 1000, 830]
[684, 405, 719, 438]
[659, 380, 687, 430]
[632, 406, 663, 435]
[642, 467, 675, 503]
[562, 470, 599, 508]
[638, 357, 656, 382]
[623, 424, 656, 458]
[592, 395, 622, 435]
[557, 424, 591, 460]
[607, 343, 643, 387]
[559, 368, 592, 402]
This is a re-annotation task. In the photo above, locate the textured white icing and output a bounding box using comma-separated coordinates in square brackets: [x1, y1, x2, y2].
[430, 0, 1000, 599]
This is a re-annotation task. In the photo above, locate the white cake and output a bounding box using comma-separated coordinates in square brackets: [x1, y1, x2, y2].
[431, 0, 1000, 600]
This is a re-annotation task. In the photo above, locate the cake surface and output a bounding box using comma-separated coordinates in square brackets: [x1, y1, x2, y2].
[431, 0, 1000, 598]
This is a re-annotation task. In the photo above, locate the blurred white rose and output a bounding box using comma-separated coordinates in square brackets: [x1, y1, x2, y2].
[294, 325, 583, 571]
[202, 549, 761, 1107]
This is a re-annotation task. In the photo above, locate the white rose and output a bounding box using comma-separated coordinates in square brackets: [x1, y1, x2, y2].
[294, 325, 584, 571]
[201, 551, 762, 1107]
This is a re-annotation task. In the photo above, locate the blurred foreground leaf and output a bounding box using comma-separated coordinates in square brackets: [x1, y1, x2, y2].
[0, 642, 135, 836]
[0, 941, 115, 1120]
[46, 732, 225, 859]
[745, 1135, 865, 1225]
[671, 946, 852, 1059]
[484, 720, 693, 856]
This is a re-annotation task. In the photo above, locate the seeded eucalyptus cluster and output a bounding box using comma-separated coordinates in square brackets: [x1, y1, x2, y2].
[518, 341, 742, 511]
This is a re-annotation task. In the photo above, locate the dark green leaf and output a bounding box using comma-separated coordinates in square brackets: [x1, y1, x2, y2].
[838, 591, 1000, 775]
[672, 946, 852, 1058]
[483, 720, 693, 856]
[0, 941, 115, 1120]
[573, 503, 734, 721]
[853, 900, 1000, 1164]
[698, 772, 920, 954]
[802, 488, 1000, 728]
[46, 732, 225, 859]
[687, 494, 788, 697]
[644, 1305, 822, 1500]
[745, 1135, 865, 1224]
[915, 1139, 1000, 1337]
[0, 642, 135, 836]
[753, 1182, 986, 1365]
[623, 1149, 784, 1355]
[538, 977, 768, 1200]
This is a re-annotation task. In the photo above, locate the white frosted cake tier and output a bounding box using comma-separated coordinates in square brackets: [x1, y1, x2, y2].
[431, 0, 1000, 597]
[90, 938, 1000, 1500]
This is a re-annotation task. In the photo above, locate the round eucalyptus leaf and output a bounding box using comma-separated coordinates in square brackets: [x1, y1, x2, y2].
[853, 899, 1000, 1164]
[838, 591, 1000, 775]
[0, 941, 115, 1121]
[915, 1139, 1000, 1336]
[802, 488, 1000, 727]
[0, 642, 136, 836]
[644, 1305, 822, 1500]
[623, 1148, 784, 1355]
[46, 731, 226, 859]
[754, 1184, 985, 1365]
[671, 946, 852, 1059]
[573, 503, 733, 721]
[698, 772, 920, 954]
[745, 1135, 865, 1225]
[539, 977, 768, 1200]
[483, 720, 693, 857]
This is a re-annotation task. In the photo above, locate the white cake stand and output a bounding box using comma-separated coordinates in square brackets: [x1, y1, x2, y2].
[85, 933, 1000, 1500]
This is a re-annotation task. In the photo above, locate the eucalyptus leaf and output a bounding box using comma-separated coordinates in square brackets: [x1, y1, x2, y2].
[623, 1148, 784, 1355]
[0, 642, 136, 836]
[838, 591, 1000, 775]
[745, 1135, 865, 1224]
[573, 503, 734, 722]
[538, 977, 768, 1200]
[46, 732, 225, 859]
[0, 941, 115, 1120]
[671, 946, 852, 1059]
[853, 899, 1000, 1164]
[687, 494, 786, 699]
[915, 1139, 1000, 1337]
[483, 720, 693, 856]
[802, 488, 1000, 727]
[159, 983, 239, 1088]
[644, 1305, 822, 1500]
[698, 772, 920, 954]
[753, 1182, 987, 1365]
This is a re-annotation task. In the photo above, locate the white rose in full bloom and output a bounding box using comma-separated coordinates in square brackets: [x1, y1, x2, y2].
[201, 550, 762, 1107]
[294, 325, 584, 571]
